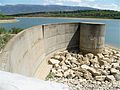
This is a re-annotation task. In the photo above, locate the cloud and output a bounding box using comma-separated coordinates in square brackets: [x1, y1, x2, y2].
[58, 0, 81, 3]
[43, 0, 120, 11]
[86, 0, 95, 1]
[94, 4, 120, 11]
[43, 0, 96, 6]
[43, 0, 95, 4]
[78, 2, 120, 11]
[43, 0, 82, 5]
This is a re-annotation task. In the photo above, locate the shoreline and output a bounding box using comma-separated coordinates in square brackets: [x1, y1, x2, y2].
[0, 19, 19, 23]
[16, 16, 120, 21]
[105, 44, 120, 51]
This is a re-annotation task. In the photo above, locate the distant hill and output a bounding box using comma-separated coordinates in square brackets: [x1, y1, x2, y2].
[0, 4, 97, 15]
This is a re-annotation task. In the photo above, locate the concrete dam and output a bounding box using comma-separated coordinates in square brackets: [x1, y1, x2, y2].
[0, 22, 105, 80]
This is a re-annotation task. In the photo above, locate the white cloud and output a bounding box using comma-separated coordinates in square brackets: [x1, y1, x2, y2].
[86, 0, 95, 1]
[53, 2, 63, 5]
[43, 0, 120, 11]
[78, 2, 120, 11]
[44, 0, 82, 5]
[58, 0, 81, 3]
[94, 4, 120, 11]
[43, 0, 95, 4]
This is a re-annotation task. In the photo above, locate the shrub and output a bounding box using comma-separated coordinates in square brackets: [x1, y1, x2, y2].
[0, 27, 6, 34]
[0, 27, 23, 51]
[45, 72, 55, 80]
[9, 27, 23, 34]
[0, 34, 13, 50]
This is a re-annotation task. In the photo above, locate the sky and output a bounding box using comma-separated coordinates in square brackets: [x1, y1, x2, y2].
[0, 0, 120, 11]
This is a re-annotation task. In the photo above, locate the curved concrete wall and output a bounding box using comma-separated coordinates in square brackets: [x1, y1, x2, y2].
[0, 22, 80, 79]
[0, 22, 105, 79]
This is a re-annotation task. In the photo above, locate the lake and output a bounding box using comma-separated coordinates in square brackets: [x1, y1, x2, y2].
[0, 17, 120, 48]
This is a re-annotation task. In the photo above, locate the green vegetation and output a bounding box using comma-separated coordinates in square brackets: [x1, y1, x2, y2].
[0, 13, 14, 20]
[0, 14, 22, 51]
[0, 27, 23, 51]
[0, 27, 23, 34]
[0, 27, 6, 34]
[12, 10, 120, 19]
[0, 34, 13, 50]
[8, 27, 23, 34]
[45, 72, 55, 80]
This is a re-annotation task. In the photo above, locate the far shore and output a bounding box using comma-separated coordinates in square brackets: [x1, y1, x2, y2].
[16, 16, 120, 20]
[1, 17, 118, 24]
[0, 19, 19, 23]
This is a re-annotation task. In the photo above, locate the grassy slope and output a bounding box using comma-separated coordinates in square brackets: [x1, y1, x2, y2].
[0, 27, 23, 51]
[0, 14, 14, 20]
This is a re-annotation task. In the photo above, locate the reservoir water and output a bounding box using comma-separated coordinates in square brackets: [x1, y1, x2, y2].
[0, 17, 120, 48]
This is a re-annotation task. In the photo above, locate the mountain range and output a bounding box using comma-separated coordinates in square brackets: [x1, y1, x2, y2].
[0, 4, 97, 15]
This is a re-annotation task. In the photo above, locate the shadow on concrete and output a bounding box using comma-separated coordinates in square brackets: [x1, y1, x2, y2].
[67, 24, 80, 52]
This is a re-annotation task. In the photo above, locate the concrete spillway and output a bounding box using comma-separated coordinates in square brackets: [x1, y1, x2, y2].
[0, 22, 105, 80]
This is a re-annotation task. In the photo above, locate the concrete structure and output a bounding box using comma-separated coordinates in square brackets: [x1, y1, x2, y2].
[80, 22, 105, 54]
[0, 22, 105, 80]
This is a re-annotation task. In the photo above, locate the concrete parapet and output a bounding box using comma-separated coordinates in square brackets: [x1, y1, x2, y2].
[0, 22, 80, 79]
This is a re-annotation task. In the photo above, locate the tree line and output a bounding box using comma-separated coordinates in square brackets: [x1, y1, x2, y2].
[11, 10, 120, 19]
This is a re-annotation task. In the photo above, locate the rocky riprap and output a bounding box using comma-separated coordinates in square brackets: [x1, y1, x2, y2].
[46, 47, 120, 90]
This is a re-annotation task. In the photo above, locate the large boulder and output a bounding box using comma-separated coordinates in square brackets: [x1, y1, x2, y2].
[106, 75, 116, 82]
[110, 68, 119, 74]
[91, 56, 99, 63]
[48, 59, 60, 65]
[55, 71, 63, 77]
[63, 69, 75, 78]
[113, 73, 120, 81]
[95, 75, 106, 81]
[80, 57, 90, 65]
[52, 55, 66, 62]
[85, 53, 94, 59]
[103, 57, 112, 64]
[81, 65, 101, 76]
[111, 63, 119, 68]
[97, 53, 104, 59]
[83, 71, 93, 80]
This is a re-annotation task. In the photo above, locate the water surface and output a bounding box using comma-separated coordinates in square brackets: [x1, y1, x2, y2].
[0, 17, 120, 48]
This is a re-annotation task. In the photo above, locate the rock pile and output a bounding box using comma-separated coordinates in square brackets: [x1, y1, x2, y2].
[47, 47, 120, 90]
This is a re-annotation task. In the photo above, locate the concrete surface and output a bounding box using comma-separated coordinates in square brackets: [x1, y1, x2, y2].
[80, 23, 105, 54]
[0, 70, 69, 90]
[0, 22, 105, 80]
